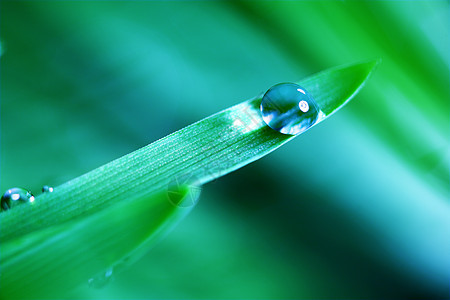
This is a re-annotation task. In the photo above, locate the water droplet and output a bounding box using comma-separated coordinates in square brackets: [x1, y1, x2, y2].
[42, 185, 54, 193]
[260, 83, 322, 135]
[1, 188, 35, 211]
[88, 267, 114, 289]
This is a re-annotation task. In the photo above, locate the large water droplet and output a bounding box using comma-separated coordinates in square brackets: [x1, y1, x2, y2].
[1, 188, 35, 211]
[260, 83, 322, 135]
[88, 267, 114, 289]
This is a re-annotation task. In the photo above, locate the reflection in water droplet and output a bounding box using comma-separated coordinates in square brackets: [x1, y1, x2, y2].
[1, 188, 35, 211]
[42, 185, 54, 193]
[88, 267, 114, 289]
[260, 83, 322, 135]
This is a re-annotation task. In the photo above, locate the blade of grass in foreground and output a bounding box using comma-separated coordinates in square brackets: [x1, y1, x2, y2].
[0, 60, 378, 298]
[0, 60, 378, 242]
[0, 185, 198, 299]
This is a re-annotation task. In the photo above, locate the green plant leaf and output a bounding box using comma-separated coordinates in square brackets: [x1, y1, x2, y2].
[0, 60, 377, 243]
[0, 60, 377, 298]
[0, 185, 197, 299]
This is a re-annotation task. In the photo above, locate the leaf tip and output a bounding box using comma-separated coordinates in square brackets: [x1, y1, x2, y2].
[356, 58, 382, 82]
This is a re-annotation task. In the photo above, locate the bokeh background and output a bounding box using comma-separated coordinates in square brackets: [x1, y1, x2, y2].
[1, 1, 449, 299]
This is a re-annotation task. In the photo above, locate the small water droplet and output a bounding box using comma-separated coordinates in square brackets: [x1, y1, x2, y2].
[1, 188, 35, 211]
[42, 185, 54, 193]
[88, 267, 114, 289]
[260, 83, 322, 135]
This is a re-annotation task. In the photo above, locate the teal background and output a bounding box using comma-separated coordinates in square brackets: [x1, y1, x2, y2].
[1, 1, 449, 299]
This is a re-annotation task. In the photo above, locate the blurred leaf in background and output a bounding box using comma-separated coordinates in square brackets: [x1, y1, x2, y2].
[0, 1, 449, 299]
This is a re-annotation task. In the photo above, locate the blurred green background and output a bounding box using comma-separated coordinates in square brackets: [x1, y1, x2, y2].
[1, 1, 449, 299]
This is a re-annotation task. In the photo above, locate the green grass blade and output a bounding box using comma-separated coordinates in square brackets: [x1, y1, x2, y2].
[302, 60, 380, 116]
[0, 60, 377, 243]
[0, 185, 196, 299]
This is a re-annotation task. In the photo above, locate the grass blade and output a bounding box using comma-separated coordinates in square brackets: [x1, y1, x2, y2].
[0, 185, 196, 299]
[0, 60, 378, 242]
[0, 60, 377, 298]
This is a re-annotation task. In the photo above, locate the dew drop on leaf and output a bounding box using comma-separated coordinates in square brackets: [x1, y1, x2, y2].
[87, 267, 114, 289]
[42, 185, 54, 193]
[1, 188, 35, 211]
[260, 83, 323, 135]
